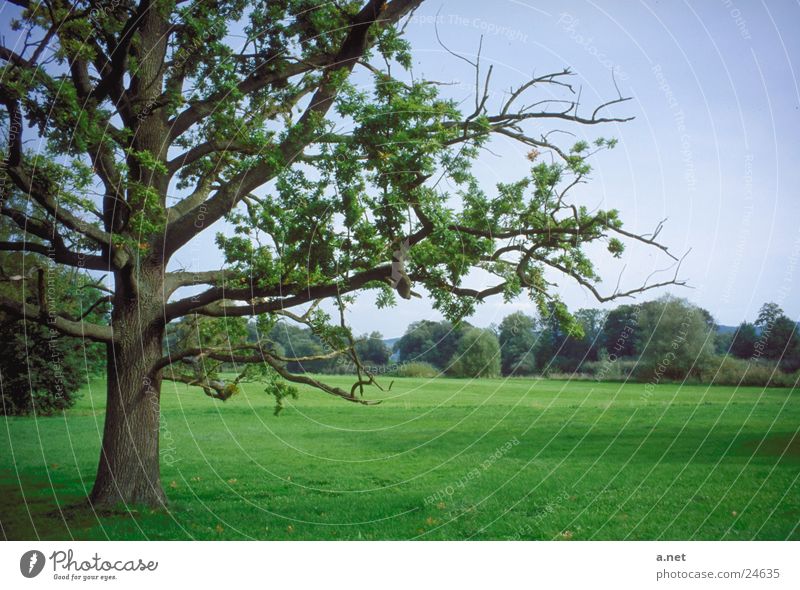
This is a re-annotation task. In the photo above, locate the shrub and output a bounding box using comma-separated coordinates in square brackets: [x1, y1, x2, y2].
[581, 358, 639, 381]
[0, 319, 85, 415]
[709, 355, 799, 388]
[390, 362, 440, 378]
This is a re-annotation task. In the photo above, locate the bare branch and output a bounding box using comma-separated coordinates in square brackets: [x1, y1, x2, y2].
[532, 249, 688, 303]
[609, 218, 678, 261]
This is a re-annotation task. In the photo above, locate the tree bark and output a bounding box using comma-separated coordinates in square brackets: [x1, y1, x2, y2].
[89, 267, 167, 508]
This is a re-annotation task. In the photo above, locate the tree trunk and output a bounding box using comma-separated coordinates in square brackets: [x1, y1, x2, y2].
[89, 268, 167, 508]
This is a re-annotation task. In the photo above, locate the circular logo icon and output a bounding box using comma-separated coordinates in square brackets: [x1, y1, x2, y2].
[20, 550, 46, 578]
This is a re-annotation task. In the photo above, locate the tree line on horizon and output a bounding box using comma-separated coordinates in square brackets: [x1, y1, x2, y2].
[387, 296, 799, 385]
[232, 294, 799, 385]
[3, 292, 797, 417]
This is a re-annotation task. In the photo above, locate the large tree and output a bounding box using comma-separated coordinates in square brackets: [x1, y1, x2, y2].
[0, 0, 683, 507]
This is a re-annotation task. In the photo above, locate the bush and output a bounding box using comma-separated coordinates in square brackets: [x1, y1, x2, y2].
[580, 358, 639, 381]
[557, 355, 799, 387]
[709, 355, 799, 387]
[0, 319, 86, 415]
[389, 362, 440, 378]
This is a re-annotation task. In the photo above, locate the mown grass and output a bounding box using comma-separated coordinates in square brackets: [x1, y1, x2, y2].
[1, 376, 798, 540]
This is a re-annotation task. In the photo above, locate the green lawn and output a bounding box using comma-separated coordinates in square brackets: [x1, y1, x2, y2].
[1, 376, 798, 540]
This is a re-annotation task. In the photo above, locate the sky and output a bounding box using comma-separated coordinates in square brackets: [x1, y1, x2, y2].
[318, 0, 800, 336]
[3, 1, 799, 337]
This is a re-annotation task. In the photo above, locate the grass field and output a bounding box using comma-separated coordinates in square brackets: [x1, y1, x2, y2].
[1, 376, 798, 540]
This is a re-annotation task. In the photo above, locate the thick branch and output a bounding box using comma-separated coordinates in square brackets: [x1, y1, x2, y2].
[0, 206, 112, 270]
[168, 58, 328, 141]
[0, 240, 108, 270]
[4, 165, 121, 258]
[164, 269, 227, 296]
[155, 343, 345, 373]
[165, 264, 391, 320]
[0, 293, 113, 342]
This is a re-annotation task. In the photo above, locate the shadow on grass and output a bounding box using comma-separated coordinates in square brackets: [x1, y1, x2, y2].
[735, 432, 800, 462]
[1, 473, 175, 540]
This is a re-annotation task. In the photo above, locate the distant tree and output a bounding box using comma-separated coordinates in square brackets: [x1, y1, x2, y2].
[635, 296, 715, 381]
[601, 304, 641, 358]
[756, 302, 783, 330]
[355, 332, 391, 366]
[532, 300, 592, 372]
[246, 319, 259, 343]
[448, 328, 501, 378]
[752, 303, 799, 366]
[697, 306, 717, 330]
[714, 331, 734, 355]
[776, 325, 800, 372]
[730, 322, 758, 359]
[576, 308, 608, 341]
[394, 320, 469, 369]
[533, 301, 566, 372]
[268, 323, 334, 374]
[559, 308, 607, 369]
[764, 316, 800, 371]
[498, 312, 538, 375]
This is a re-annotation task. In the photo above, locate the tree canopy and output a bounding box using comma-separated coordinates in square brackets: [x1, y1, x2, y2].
[447, 327, 500, 378]
[394, 319, 470, 370]
[634, 295, 715, 382]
